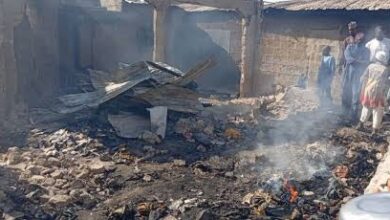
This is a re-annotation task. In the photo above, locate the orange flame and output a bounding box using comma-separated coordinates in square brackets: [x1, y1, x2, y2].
[284, 179, 299, 203]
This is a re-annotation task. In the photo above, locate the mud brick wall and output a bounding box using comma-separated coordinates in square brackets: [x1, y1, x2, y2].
[255, 11, 390, 100]
[255, 13, 344, 98]
[0, 0, 60, 122]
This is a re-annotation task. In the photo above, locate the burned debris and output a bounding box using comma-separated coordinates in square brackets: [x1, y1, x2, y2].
[0, 85, 387, 219]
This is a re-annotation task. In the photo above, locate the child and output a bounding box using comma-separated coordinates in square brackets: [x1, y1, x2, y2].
[357, 51, 390, 135]
[317, 46, 336, 104]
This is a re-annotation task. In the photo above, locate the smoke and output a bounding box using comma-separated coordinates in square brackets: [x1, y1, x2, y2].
[256, 87, 343, 181]
[167, 6, 241, 95]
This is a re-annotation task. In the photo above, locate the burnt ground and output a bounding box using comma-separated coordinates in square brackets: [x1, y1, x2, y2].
[0, 89, 388, 220]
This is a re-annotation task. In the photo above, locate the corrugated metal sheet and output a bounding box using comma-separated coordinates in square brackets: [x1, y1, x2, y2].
[124, 0, 233, 12]
[266, 0, 390, 11]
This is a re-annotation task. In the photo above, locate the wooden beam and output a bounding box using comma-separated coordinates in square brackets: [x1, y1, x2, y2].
[240, 2, 261, 97]
[172, 0, 256, 16]
[148, 0, 171, 62]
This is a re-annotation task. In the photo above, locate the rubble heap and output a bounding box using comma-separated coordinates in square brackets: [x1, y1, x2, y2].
[0, 87, 386, 219]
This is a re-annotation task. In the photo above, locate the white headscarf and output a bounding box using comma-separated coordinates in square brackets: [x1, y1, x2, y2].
[375, 51, 389, 64]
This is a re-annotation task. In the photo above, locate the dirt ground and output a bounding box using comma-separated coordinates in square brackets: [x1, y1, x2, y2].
[0, 88, 387, 220]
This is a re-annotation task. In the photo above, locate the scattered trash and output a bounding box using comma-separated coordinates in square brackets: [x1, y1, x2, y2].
[148, 106, 168, 139]
[108, 113, 150, 139]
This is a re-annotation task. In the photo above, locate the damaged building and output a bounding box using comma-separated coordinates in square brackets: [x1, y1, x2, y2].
[0, 0, 263, 130]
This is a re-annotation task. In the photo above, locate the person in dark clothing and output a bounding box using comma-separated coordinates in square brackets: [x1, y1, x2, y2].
[317, 46, 336, 105]
[342, 37, 370, 121]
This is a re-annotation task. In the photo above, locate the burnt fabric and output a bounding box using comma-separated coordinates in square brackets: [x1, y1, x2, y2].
[342, 44, 369, 115]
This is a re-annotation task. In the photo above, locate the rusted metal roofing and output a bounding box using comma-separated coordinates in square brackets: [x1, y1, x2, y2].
[266, 0, 390, 11]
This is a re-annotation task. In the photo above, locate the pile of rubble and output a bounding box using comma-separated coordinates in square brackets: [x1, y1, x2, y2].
[0, 82, 387, 219]
[0, 129, 119, 218]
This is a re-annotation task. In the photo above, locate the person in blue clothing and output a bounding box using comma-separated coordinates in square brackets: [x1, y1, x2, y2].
[317, 46, 336, 104]
[342, 37, 370, 121]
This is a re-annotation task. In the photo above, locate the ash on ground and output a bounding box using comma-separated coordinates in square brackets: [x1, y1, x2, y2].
[0, 87, 386, 220]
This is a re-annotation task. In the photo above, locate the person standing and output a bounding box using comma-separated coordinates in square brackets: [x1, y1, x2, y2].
[317, 46, 336, 104]
[366, 26, 390, 63]
[357, 51, 390, 135]
[366, 26, 390, 113]
[342, 37, 370, 121]
[339, 21, 365, 74]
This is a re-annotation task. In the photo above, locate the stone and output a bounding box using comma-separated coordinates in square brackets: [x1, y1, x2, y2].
[29, 175, 45, 184]
[26, 165, 44, 175]
[21, 151, 32, 158]
[54, 179, 68, 188]
[69, 168, 80, 176]
[33, 156, 48, 166]
[76, 170, 90, 179]
[169, 199, 184, 211]
[163, 215, 178, 220]
[143, 145, 156, 152]
[143, 174, 153, 182]
[3, 211, 25, 220]
[45, 149, 59, 157]
[62, 183, 71, 189]
[69, 189, 83, 198]
[46, 157, 61, 167]
[42, 178, 56, 186]
[224, 172, 234, 178]
[173, 159, 187, 167]
[140, 131, 161, 145]
[88, 162, 106, 174]
[50, 170, 64, 179]
[48, 194, 72, 206]
[6, 150, 22, 165]
[196, 145, 207, 153]
[71, 179, 85, 189]
[196, 209, 215, 220]
[57, 189, 70, 195]
[184, 198, 197, 204]
[41, 168, 55, 175]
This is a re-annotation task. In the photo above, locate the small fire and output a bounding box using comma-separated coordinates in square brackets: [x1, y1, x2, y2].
[284, 179, 299, 203]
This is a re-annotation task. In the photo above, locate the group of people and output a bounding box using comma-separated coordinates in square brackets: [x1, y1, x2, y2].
[316, 21, 390, 135]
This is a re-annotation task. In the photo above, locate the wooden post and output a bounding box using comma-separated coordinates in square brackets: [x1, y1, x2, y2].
[152, 0, 170, 62]
[239, 2, 260, 97]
